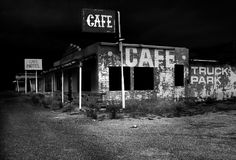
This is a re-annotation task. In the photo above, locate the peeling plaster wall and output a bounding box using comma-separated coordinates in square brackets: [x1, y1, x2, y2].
[189, 63, 236, 100]
[97, 44, 189, 102]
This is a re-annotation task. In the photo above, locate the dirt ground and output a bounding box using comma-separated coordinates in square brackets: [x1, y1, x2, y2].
[0, 94, 236, 160]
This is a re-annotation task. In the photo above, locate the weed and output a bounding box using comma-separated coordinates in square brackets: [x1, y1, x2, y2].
[31, 94, 45, 105]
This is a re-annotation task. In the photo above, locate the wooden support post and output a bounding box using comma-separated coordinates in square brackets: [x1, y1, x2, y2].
[79, 62, 82, 110]
[16, 80, 19, 92]
[51, 73, 54, 97]
[61, 70, 64, 103]
[35, 70, 38, 93]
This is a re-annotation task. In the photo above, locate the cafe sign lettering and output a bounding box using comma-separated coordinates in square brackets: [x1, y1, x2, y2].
[82, 8, 116, 33]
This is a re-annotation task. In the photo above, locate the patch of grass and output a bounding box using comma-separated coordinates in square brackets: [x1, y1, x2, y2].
[31, 93, 45, 105]
[0, 91, 19, 99]
[123, 98, 236, 118]
[30, 94, 62, 110]
[123, 99, 186, 117]
[106, 100, 122, 119]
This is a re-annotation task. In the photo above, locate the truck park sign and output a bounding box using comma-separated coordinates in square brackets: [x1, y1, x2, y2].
[190, 66, 228, 85]
[82, 8, 116, 33]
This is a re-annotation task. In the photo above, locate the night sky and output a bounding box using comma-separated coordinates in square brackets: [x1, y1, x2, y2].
[1, 0, 235, 91]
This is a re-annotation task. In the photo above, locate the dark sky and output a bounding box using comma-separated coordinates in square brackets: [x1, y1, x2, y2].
[0, 0, 235, 90]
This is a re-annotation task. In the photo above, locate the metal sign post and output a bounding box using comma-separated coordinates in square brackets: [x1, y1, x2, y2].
[118, 11, 125, 109]
[35, 70, 38, 93]
[25, 71, 27, 94]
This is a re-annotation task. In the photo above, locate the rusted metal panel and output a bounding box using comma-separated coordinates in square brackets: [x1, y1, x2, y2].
[189, 63, 236, 100]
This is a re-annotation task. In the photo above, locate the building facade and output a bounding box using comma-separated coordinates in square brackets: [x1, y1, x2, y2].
[39, 42, 236, 105]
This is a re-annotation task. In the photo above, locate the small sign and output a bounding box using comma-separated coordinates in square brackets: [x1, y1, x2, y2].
[24, 59, 42, 70]
[82, 8, 116, 33]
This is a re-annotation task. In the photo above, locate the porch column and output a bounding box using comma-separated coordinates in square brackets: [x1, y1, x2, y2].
[16, 80, 19, 92]
[35, 71, 38, 93]
[79, 62, 82, 110]
[29, 79, 32, 92]
[61, 70, 64, 103]
[43, 76, 46, 93]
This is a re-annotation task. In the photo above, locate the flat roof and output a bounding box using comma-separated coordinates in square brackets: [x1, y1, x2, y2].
[99, 42, 187, 50]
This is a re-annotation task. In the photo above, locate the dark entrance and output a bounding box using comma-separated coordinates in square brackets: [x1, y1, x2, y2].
[68, 70, 73, 101]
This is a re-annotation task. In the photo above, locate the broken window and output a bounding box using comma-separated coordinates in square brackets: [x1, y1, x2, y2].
[79, 57, 98, 91]
[109, 67, 130, 91]
[55, 72, 61, 91]
[174, 64, 184, 86]
[134, 67, 154, 90]
[45, 76, 52, 92]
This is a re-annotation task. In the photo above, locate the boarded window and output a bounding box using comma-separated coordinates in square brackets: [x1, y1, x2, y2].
[174, 64, 184, 86]
[134, 67, 154, 90]
[109, 67, 130, 91]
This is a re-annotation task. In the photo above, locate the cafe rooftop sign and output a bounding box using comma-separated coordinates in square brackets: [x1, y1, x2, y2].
[82, 8, 116, 33]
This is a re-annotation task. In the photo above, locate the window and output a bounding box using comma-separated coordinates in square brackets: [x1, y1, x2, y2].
[55, 72, 61, 91]
[174, 64, 184, 86]
[45, 76, 52, 92]
[109, 67, 130, 91]
[134, 67, 154, 90]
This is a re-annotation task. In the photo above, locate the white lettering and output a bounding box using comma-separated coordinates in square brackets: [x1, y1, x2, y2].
[86, 14, 94, 27]
[106, 15, 112, 28]
[86, 14, 113, 28]
[191, 76, 199, 84]
[222, 67, 228, 76]
[138, 49, 153, 67]
[215, 77, 221, 84]
[94, 15, 101, 27]
[207, 76, 214, 84]
[100, 15, 106, 27]
[198, 76, 206, 84]
[124, 47, 177, 68]
[207, 67, 214, 75]
[154, 49, 164, 67]
[215, 67, 221, 75]
[166, 50, 175, 68]
[199, 67, 206, 75]
[125, 48, 138, 67]
[190, 66, 230, 85]
[191, 67, 198, 75]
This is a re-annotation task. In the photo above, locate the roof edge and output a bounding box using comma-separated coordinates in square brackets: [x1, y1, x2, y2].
[99, 42, 187, 50]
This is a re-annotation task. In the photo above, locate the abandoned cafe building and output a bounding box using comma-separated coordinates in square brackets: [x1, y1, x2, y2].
[39, 42, 236, 105]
